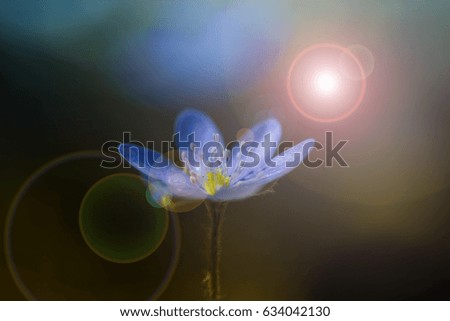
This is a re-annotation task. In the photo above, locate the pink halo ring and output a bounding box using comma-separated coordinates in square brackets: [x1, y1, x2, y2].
[287, 43, 367, 123]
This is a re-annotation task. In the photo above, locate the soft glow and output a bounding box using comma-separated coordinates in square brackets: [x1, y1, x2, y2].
[287, 43, 366, 122]
[316, 71, 338, 94]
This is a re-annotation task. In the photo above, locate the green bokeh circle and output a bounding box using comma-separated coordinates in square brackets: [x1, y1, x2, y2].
[80, 174, 169, 263]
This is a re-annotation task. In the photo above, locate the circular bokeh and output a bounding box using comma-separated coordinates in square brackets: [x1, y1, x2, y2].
[339, 44, 375, 81]
[287, 43, 366, 122]
[80, 174, 169, 263]
[4, 151, 181, 300]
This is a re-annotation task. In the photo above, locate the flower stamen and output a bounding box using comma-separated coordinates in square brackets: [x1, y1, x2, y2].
[204, 169, 230, 196]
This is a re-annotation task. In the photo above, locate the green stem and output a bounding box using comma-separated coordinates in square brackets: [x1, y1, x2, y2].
[204, 201, 228, 300]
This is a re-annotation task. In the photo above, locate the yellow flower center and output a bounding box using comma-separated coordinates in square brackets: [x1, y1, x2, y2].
[204, 169, 230, 196]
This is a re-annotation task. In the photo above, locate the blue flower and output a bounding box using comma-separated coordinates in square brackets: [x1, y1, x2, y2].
[118, 109, 314, 205]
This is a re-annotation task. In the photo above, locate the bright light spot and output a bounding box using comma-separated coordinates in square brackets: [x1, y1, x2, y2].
[287, 43, 367, 122]
[316, 71, 338, 94]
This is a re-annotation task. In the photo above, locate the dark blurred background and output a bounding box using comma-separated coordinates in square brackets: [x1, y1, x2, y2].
[1, 1, 449, 300]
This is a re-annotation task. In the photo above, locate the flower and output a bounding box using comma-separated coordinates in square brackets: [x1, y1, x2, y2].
[118, 109, 314, 206]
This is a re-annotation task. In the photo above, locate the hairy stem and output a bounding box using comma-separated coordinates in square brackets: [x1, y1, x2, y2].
[204, 201, 228, 300]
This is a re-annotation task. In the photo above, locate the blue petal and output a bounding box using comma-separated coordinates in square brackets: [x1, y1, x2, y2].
[238, 118, 282, 157]
[229, 118, 282, 178]
[164, 170, 207, 199]
[149, 177, 206, 202]
[119, 143, 206, 199]
[174, 109, 224, 165]
[233, 138, 315, 189]
[118, 143, 169, 180]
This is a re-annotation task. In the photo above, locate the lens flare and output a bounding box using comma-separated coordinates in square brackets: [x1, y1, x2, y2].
[315, 71, 338, 94]
[339, 44, 375, 80]
[79, 174, 169, 264]
[288, 43, 366, 122]
[4, 151, 181, 300]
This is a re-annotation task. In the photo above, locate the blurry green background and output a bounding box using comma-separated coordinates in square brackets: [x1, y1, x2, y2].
[1, 1, 449, 300]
